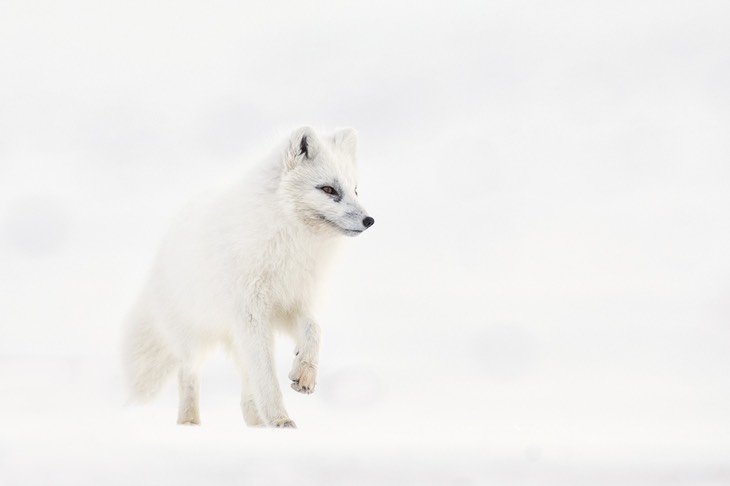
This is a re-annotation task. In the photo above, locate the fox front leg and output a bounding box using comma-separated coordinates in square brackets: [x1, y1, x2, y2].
[235, 307, 296, 428]
[289, 316, 320, 394]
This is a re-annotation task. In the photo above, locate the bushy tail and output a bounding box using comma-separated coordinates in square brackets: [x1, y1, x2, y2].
[122, 308, 177, 402]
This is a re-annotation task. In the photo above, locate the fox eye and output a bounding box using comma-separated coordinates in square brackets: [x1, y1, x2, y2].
[320, 186, 338, 196]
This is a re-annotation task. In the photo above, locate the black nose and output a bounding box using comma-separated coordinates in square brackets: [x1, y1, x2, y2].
[362, 216, 375, 228]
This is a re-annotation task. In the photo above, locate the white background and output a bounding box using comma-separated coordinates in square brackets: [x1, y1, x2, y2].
[1, 1, 729, 484]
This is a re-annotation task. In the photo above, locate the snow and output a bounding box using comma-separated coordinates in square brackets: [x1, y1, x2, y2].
[2, 1, 730, 484]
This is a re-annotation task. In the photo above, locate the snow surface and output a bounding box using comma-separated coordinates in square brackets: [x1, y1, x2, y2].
[2, 1, 730, 484]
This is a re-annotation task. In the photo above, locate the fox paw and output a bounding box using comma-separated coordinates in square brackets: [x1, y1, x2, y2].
[272, 418, 297, 428]
[289, 360, 317, 394]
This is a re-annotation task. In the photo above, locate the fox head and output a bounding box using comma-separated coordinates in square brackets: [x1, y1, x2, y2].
[280, 126, 374, 237]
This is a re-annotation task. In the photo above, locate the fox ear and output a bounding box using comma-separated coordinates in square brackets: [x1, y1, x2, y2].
[287, 126, 321, 169]
[334, 128, 357, 156]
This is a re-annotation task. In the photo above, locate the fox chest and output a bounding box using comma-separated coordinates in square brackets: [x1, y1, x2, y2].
[243, 243, 325, 313]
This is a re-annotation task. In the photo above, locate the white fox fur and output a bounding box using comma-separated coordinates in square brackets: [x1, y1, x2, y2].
[122, 126, 374, 428]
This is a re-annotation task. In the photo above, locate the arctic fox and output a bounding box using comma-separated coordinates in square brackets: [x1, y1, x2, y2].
[122, 126, 374, 428]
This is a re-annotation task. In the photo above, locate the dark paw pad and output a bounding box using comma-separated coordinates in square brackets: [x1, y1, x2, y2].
[273, 419, 297, 428]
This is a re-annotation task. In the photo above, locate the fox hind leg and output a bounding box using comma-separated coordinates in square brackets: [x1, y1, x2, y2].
[241, 371, 264, 426]
[177, 365, 201, 425]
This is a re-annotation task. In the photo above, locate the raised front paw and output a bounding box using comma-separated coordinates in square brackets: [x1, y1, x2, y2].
[289, 359, 317, 394]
